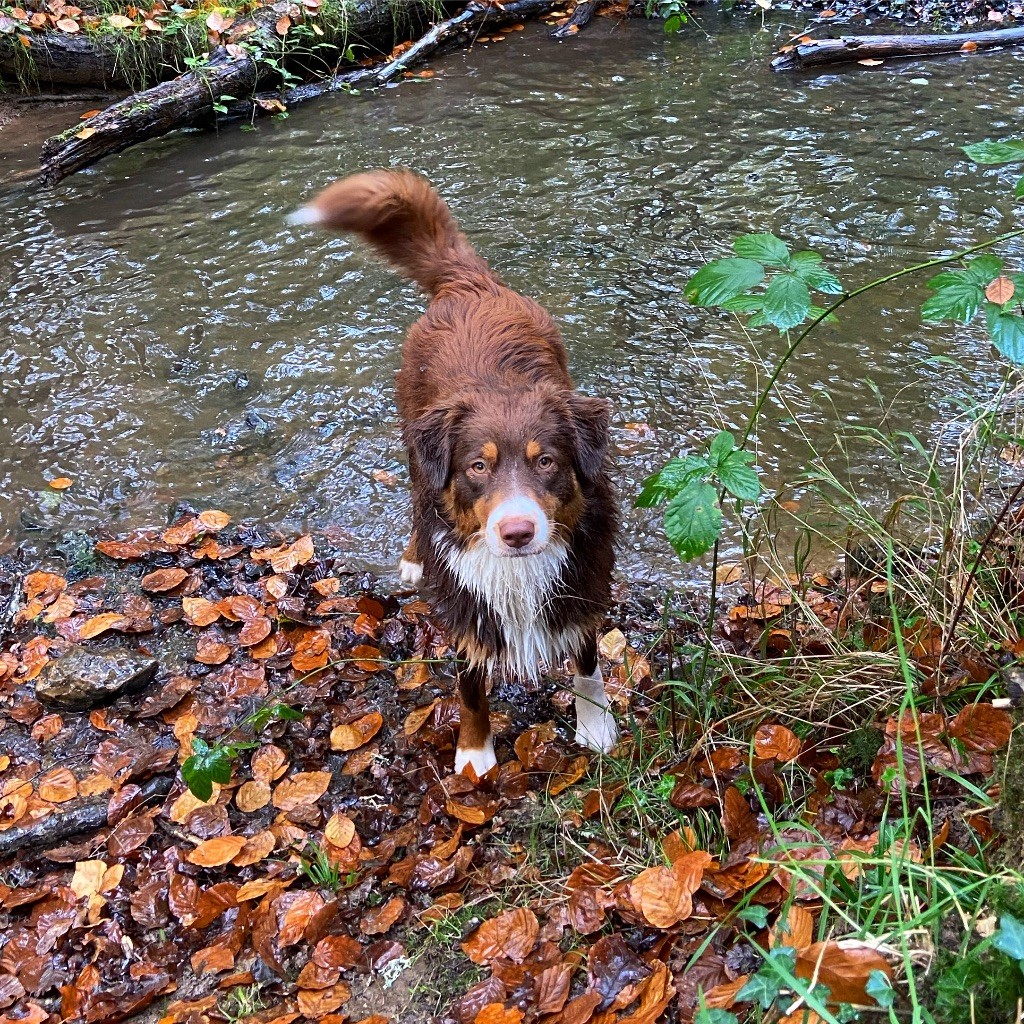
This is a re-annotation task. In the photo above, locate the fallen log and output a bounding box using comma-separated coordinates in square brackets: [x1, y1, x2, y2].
[0, 774, 172, 860]
[0, 27, 171, 89]
[772, 25, 1024, 72]
[39, 0, 562, 186]
[550, 0, 603, 38]
[36, 0, 447, 186]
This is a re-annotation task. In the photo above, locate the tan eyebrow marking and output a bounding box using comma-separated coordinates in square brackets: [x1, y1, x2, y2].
[481, 442, 498, 462]
[526, 440, 542, 460]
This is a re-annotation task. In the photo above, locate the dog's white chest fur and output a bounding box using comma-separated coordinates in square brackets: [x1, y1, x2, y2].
[438, 536, 582, 679]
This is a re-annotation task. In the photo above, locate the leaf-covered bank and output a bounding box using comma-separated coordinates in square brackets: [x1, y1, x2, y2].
[0, 503, 1018, 1023]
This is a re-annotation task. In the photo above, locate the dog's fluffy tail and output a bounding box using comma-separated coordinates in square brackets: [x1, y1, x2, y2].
[288, 169, 496, 297]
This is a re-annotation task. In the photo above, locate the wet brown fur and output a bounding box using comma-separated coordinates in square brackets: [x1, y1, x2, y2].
[302, 168, 618, 763]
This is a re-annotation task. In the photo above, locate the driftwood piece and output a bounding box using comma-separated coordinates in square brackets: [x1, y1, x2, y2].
[772, 25, 1024, 72]
[36, 0, 442, 186]
[550, 0, 602, 38]
[0, 774, 172, 860]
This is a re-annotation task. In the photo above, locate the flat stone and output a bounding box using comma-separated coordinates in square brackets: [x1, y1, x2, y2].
[35, 646, 158, 710]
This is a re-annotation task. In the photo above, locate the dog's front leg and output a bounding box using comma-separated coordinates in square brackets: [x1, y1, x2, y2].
[454, 662, 496, 775]
[572, 633, 619, 754]
[398, 530, 423, 587]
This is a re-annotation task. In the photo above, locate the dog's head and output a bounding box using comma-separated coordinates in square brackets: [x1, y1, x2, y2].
[406, 388, 610, 557]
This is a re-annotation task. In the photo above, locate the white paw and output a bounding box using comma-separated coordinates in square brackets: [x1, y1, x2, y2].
[399, 558, 423, 587]
[454, 735, 497, 776]
[575, 697, 619, 754]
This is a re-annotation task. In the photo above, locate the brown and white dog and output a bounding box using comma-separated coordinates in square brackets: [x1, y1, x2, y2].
[289, 169, 618, 774]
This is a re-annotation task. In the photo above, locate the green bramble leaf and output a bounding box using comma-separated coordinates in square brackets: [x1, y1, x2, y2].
[921, 270, 985, 323]
[963, 254, 1004, 284]
[181, 737, 236, 801]
[664, 480, 722, 561]
[734, 233, 790, 268]
[762, 272, 811, 331]
[1016, 174, 1024, 198]
[636, 455, 709, 508]
[707, 430, 736, 468]
[986, 304, 1024, 364]
[720, 294, 764, 314]
[790, 250, 844, 294]
[248, 701, 303, 732]
[686, 258, 765, 307]
[718, 451, 761, 502]
[963, 139, 1024, 165]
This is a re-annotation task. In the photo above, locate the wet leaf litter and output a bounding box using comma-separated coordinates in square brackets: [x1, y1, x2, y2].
[0, 508, 1013, 1022]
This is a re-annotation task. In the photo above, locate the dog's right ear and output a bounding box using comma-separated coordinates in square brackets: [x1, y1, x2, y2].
[404, 405, 462, 492]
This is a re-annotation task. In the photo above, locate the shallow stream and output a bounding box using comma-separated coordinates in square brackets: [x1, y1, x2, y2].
[3, 16, 1024, 585]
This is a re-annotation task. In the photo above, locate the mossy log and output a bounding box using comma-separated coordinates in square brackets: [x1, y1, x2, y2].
[772, 25, 1024, 72]
[2, 0, 439, 91]
[38, 0, 562, 187]
[0, 29, 172, 89]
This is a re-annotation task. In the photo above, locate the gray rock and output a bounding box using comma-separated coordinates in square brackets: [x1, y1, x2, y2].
[35, 646, 158, 710]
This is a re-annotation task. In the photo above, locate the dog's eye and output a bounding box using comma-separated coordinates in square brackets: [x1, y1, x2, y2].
[537, 455, 554, 469]
[469, 460, 488, 475]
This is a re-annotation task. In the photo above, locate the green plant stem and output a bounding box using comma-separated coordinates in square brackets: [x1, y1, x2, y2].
[698, 536, 722, 685]
[740, 226, 1024, 447]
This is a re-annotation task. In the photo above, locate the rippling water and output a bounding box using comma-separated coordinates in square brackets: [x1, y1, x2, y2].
[2, 16, 1024, 584]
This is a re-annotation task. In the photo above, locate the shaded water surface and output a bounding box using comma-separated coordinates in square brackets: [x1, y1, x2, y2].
[3, 17, 1024, 583]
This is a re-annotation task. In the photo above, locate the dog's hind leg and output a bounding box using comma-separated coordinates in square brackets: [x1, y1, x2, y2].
[399, 531, 423, 587]
[571, 633, 619, 754]
[454, 662, 497, 775]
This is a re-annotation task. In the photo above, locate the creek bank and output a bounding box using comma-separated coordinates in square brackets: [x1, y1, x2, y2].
[0, 512, 1016, 1023]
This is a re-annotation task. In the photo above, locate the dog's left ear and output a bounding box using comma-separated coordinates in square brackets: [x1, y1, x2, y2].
[567, 394, 611, 482]
[405, 400, 470, 492]
[405, 406, 454, 492]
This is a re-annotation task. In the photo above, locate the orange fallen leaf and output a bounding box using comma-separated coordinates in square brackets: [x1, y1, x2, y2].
[48, 476, 73, 490]
[141, 567, 188, 592]
[233, 830, 276, 867]
[187, 835, 247, 867]
[194, 636, 232, 665]
[754, 723, 801, 762]
[251, 744, 289, 783]
[273, 771, 332, 811]
[330, 711, 384, 751]
[38, 767, 78, 803]
[252, 534, 315, 573]
[324, 812, 357, 849]
[629, 850, 711, 928]
[462, 908, 539, 965]
[795, 941, 892, 1005]
[360, 895, 406, 935]
[236, 780, 272, 812]
[197, 509, 230, 531]
[79, 612, 129, 639]
[182, 597, 220, 627]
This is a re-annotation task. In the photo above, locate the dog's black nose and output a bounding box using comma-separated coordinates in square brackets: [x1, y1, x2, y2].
[499, 517, 536, 549]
